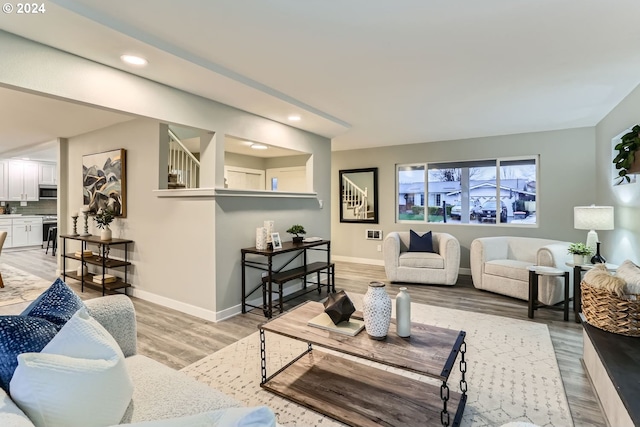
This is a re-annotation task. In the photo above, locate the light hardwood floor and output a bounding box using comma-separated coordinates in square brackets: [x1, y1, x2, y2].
[1, 247, 605, 426]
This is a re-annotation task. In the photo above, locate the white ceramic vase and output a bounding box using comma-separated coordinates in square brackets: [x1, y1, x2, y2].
[362, 281, 392, 340]
[396, 287, 411, 338]
[572, 254, 584, 265]
[100, 226, 112, 241]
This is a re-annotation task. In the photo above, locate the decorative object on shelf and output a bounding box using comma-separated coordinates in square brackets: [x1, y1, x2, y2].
[255, 227, 267, 250]
[362, 281, 392, 340]
[70, 214, 79, 237]
[395, 287, 411, 338]
[83, 148, 127, 217]
[590, 241, 607, 264]
[339, 167, 379, 224]
[94, 208, 115, 241]
[271, 232, 282, 250]
[286, 224, 306, 244]
[264, 220, 274, 247]
[76, 264, 87, 277]
[80, 206, 91, 237]
[613, 124, 640, 185]
[573, 205, 614, 256]
[323, 290, 355, 325]
[567, 242, 593, 265]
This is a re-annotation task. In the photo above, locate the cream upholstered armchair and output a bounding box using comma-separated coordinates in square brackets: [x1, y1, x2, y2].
[383, 231, 460, 285]
[470, 236, 572, 306]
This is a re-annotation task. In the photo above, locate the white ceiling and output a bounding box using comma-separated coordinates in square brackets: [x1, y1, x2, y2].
[0, 87, 133, 160]
[1, 0, 640, 155]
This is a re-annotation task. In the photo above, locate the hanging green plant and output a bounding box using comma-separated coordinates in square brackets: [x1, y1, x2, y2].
[613, 124, 640, 184]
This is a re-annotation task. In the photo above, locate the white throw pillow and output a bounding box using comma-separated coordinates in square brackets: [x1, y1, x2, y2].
[113, 407, 276, 427]
[10, 308, 133, 427]
[615, 259, 640, 294]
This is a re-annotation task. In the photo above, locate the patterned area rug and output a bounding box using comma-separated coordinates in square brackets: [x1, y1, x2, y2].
[182, 293, 573, 427]
[0, 263, 51, 308]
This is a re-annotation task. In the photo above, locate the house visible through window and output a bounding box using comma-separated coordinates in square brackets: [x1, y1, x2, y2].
[396, 157, 538, 226]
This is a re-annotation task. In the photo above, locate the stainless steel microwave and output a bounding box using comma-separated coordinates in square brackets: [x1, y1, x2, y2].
[38, 185, 57, 199]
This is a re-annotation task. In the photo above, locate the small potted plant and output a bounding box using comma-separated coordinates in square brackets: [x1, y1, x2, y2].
[613, 124, 640, 184]
[94, 208, 115, 241]
[286, 224, 306, 244]
[568, 242, 592, 265]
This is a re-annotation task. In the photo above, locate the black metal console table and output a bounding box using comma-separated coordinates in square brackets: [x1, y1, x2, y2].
[61, 234, 133, 296]
[241, 240, 334, 318]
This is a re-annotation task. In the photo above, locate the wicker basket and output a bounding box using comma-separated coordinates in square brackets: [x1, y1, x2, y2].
[581, 280, 640, 337]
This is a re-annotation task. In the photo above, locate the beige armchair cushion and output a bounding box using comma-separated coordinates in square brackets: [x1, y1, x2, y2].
[384, 231, 460, 285]
[470, 237, 571, 306]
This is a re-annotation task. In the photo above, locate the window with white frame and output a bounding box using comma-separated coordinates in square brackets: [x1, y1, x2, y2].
[396, 157, 538, 225]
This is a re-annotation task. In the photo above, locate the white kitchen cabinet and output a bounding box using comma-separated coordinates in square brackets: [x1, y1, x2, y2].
[39, 162, 57, 185]
[0, 161, 7, 200]
[0, 218, 11, 248]
[8, 160, 39, 201]
[11, 217, 43, 247]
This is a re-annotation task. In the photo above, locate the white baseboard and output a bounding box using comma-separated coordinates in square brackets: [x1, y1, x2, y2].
[332, 255, 384, 266]
[130, 288, 219, 322]
[460, 267, 471, 275]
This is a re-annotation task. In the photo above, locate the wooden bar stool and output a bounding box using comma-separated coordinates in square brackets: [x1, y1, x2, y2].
[45, 226, 57, 256]
[0, 231, 7, 288]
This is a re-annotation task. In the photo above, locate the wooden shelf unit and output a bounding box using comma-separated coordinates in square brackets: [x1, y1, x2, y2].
[61, 234, 133, 296]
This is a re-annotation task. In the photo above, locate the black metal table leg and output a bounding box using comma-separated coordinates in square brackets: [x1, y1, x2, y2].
[564, 271, 570, 321]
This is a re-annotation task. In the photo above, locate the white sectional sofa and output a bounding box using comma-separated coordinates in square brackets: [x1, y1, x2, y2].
[470, 236, 572, 306]
[0, 295, 272, 427]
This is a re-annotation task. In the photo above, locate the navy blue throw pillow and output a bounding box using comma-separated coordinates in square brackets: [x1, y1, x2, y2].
[0, 316, 58, 392]
[0, 279, 84, 393]
[21, 278, 84, 328]
[408, 230, 435, 253]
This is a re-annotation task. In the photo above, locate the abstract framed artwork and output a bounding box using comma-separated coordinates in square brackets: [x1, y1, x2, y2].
[82, 149, 127, 217]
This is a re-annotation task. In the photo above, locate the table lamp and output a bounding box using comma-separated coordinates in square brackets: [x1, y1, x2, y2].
[573, 205, 614, 263]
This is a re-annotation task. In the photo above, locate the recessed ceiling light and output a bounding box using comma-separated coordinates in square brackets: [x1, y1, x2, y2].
[251, 143, 268, 150]
[120, 54, 148, 66]
[288, 115, 301, 121]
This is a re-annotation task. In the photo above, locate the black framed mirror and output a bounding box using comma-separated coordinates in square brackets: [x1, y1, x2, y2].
[339, 167, 378, 223]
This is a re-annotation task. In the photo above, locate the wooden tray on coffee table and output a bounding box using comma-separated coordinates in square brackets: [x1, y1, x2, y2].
[259, 301, 467, 427]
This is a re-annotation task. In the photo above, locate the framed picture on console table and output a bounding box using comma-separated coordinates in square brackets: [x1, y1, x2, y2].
[82, 148, 127, 217]
[339, 167, 378, 223]
[271, 232, 283, 250]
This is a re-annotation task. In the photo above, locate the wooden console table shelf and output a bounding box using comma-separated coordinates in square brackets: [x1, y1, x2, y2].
[242, 240, 334, 318]
[61, 234, 133, 296]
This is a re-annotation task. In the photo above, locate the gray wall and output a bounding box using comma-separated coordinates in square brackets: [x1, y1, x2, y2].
[0, 30, 331, 320]
[331, 127, 597, 269]
[595, 84, 640, 265]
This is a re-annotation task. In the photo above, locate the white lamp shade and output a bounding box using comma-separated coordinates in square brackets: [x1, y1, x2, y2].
[573, 206, 614, 231]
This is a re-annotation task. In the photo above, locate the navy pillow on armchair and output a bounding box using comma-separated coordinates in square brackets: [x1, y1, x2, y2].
[408, 230, 435, 253]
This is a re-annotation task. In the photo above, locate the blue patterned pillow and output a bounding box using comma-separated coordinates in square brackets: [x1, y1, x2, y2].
[0, 316, 58, 392]
[0, 279, 85, 392]
[21, 278, 85, 328]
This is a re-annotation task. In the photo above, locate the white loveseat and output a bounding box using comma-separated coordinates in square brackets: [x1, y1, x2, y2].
[470, 236, 572, 306]
[0, 295, 272, 427]
[383, 231, 460, 285]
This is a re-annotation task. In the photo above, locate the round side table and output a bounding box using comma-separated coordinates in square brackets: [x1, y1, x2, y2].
[527, 265, 570, 321]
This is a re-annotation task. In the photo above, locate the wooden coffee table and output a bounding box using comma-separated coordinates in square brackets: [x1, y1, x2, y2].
[259, 301, 467, 427]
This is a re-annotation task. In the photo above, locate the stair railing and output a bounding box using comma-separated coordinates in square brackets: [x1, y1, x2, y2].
[342, 176, 368, 219]
[168, 129, 200, 189]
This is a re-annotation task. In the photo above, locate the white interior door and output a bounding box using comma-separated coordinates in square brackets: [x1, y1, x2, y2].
[224, 166, 265, 190]
[266, 167, 307, 192]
